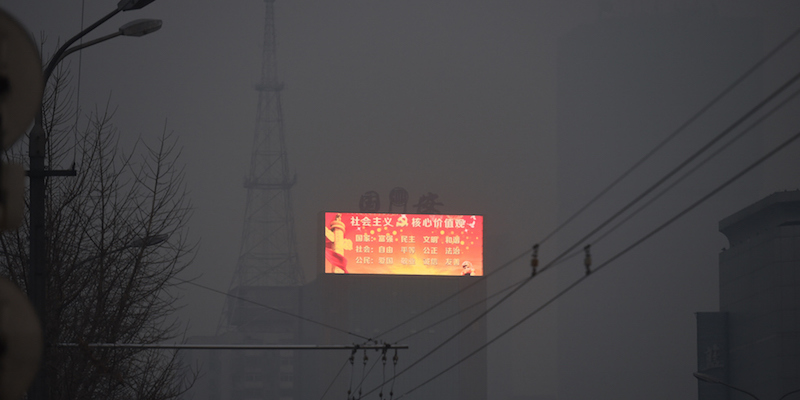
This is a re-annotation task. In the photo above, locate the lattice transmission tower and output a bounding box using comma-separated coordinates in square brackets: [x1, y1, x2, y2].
[220, 0, 304, 331]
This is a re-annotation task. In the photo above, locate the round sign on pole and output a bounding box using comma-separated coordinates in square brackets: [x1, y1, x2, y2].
[0, 8, 44, 150]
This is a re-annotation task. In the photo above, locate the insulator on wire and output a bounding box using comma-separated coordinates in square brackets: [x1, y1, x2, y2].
[379, 346, 389, 400]
[349, 347, 357, 364]
[583, 244, 592, 275]
[347, 346, 358, 400]
[530, 244, 539, 276]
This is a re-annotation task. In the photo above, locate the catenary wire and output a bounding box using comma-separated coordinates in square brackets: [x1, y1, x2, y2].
[319, 357, 349, 400]
[375, 249, 529, 339]
[173, 278, 370, 341]
[363, 274, 535, 398]
[361, 61, 800, 399]
[278, 26, 800, 399]
[536, 24, 800, 247]
[582, 82, 800, 249]
[393, 276, 528, 343]
[394, 127, 800, 398]
[353, 352, 382, 398]
[543, 65, 800, 272]
[180, 28, 800, 394]
[347, 350, 356, 399]
[371, 26, 800, 340]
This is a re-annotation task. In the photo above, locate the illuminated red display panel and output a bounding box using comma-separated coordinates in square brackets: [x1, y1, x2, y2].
[323, 212, 483, 276]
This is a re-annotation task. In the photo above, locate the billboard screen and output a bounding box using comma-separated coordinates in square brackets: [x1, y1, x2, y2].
[323, 212, 483, 276]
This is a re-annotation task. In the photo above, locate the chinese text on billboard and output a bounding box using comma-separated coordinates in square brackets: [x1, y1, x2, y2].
[324, 212, 483, 276]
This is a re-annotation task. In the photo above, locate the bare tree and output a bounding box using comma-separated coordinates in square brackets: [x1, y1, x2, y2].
[0, 65, 196, 399]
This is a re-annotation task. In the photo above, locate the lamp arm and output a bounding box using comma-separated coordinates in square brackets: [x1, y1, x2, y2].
[42, 7, 123, 83]
[57, 32, 122, 64]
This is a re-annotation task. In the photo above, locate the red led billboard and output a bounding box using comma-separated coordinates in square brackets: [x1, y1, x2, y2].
[323, 212, 483, 276]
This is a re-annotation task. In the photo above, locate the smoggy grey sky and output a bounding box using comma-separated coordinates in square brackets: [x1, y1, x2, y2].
[4, 1, 800, 399]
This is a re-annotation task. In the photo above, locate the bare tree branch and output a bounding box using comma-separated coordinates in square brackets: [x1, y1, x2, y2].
[0, 65, 197, 400]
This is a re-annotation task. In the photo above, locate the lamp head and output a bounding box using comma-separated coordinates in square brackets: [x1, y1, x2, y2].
[119, 19, 162, 37]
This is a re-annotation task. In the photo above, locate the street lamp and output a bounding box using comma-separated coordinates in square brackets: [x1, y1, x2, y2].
[693, 372, 800, 400]
[27, 2, 161, 399]
[56, 19, 163, 66]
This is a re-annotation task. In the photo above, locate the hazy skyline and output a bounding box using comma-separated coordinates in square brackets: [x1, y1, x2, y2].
[4, 1, 800, 399]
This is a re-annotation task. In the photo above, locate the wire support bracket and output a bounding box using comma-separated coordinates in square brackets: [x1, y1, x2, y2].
[55, 343, 409, 350]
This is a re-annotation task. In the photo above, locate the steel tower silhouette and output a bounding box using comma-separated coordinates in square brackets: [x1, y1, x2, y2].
[221, 0, 304, 331]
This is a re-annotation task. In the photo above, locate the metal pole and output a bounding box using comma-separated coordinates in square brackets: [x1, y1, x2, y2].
[27, 7, 124, 400]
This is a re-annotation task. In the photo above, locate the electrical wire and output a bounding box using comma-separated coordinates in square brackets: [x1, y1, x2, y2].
[584, 82, 800, 249]
[172, 278, 370, 341]
[389, 349, 398, 400]
[393, 276, 527, 343]
[394, 127, 800, 398]
[536, 25, 800, 247]
[362, 57, 800, 400]
[347, 348, 356, 400]
[375, 249, 528, 339]
[370, 26, 800, 341]
[362, 274, 534, 398]
[319, 357, 349, 400]
[353, 350, 381, 399]
[378, 346, 388, 400]
[544, 65, 800, 273]
[180, 28, 800, 396]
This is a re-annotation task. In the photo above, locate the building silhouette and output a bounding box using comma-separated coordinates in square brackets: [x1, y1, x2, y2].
[697, 190, 800, 400]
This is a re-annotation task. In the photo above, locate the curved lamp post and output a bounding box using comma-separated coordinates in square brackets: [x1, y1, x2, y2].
[694, 372, 800, 400]
[56, 19, 163, 67]
[28, 2, 161, 399]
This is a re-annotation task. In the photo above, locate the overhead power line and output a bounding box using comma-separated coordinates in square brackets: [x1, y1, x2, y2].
[363, 48, 800, 400]
[394, 127, 800, 399]
[319, 357, 350, 400]
[537, 25, 800, 247]
[362, 274, 534, 398]
[543, 63, 800, 275]
[583, 83, 800, 250]
[375, 250, 528, 339]
[369, 25, 800, 343]
[173, 278, 370, 341]
[393, 277, 528, 343]
[353, 352, 382, 398]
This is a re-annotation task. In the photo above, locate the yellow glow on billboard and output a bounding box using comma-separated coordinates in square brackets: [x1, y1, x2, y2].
[323, 212, 483, 276]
